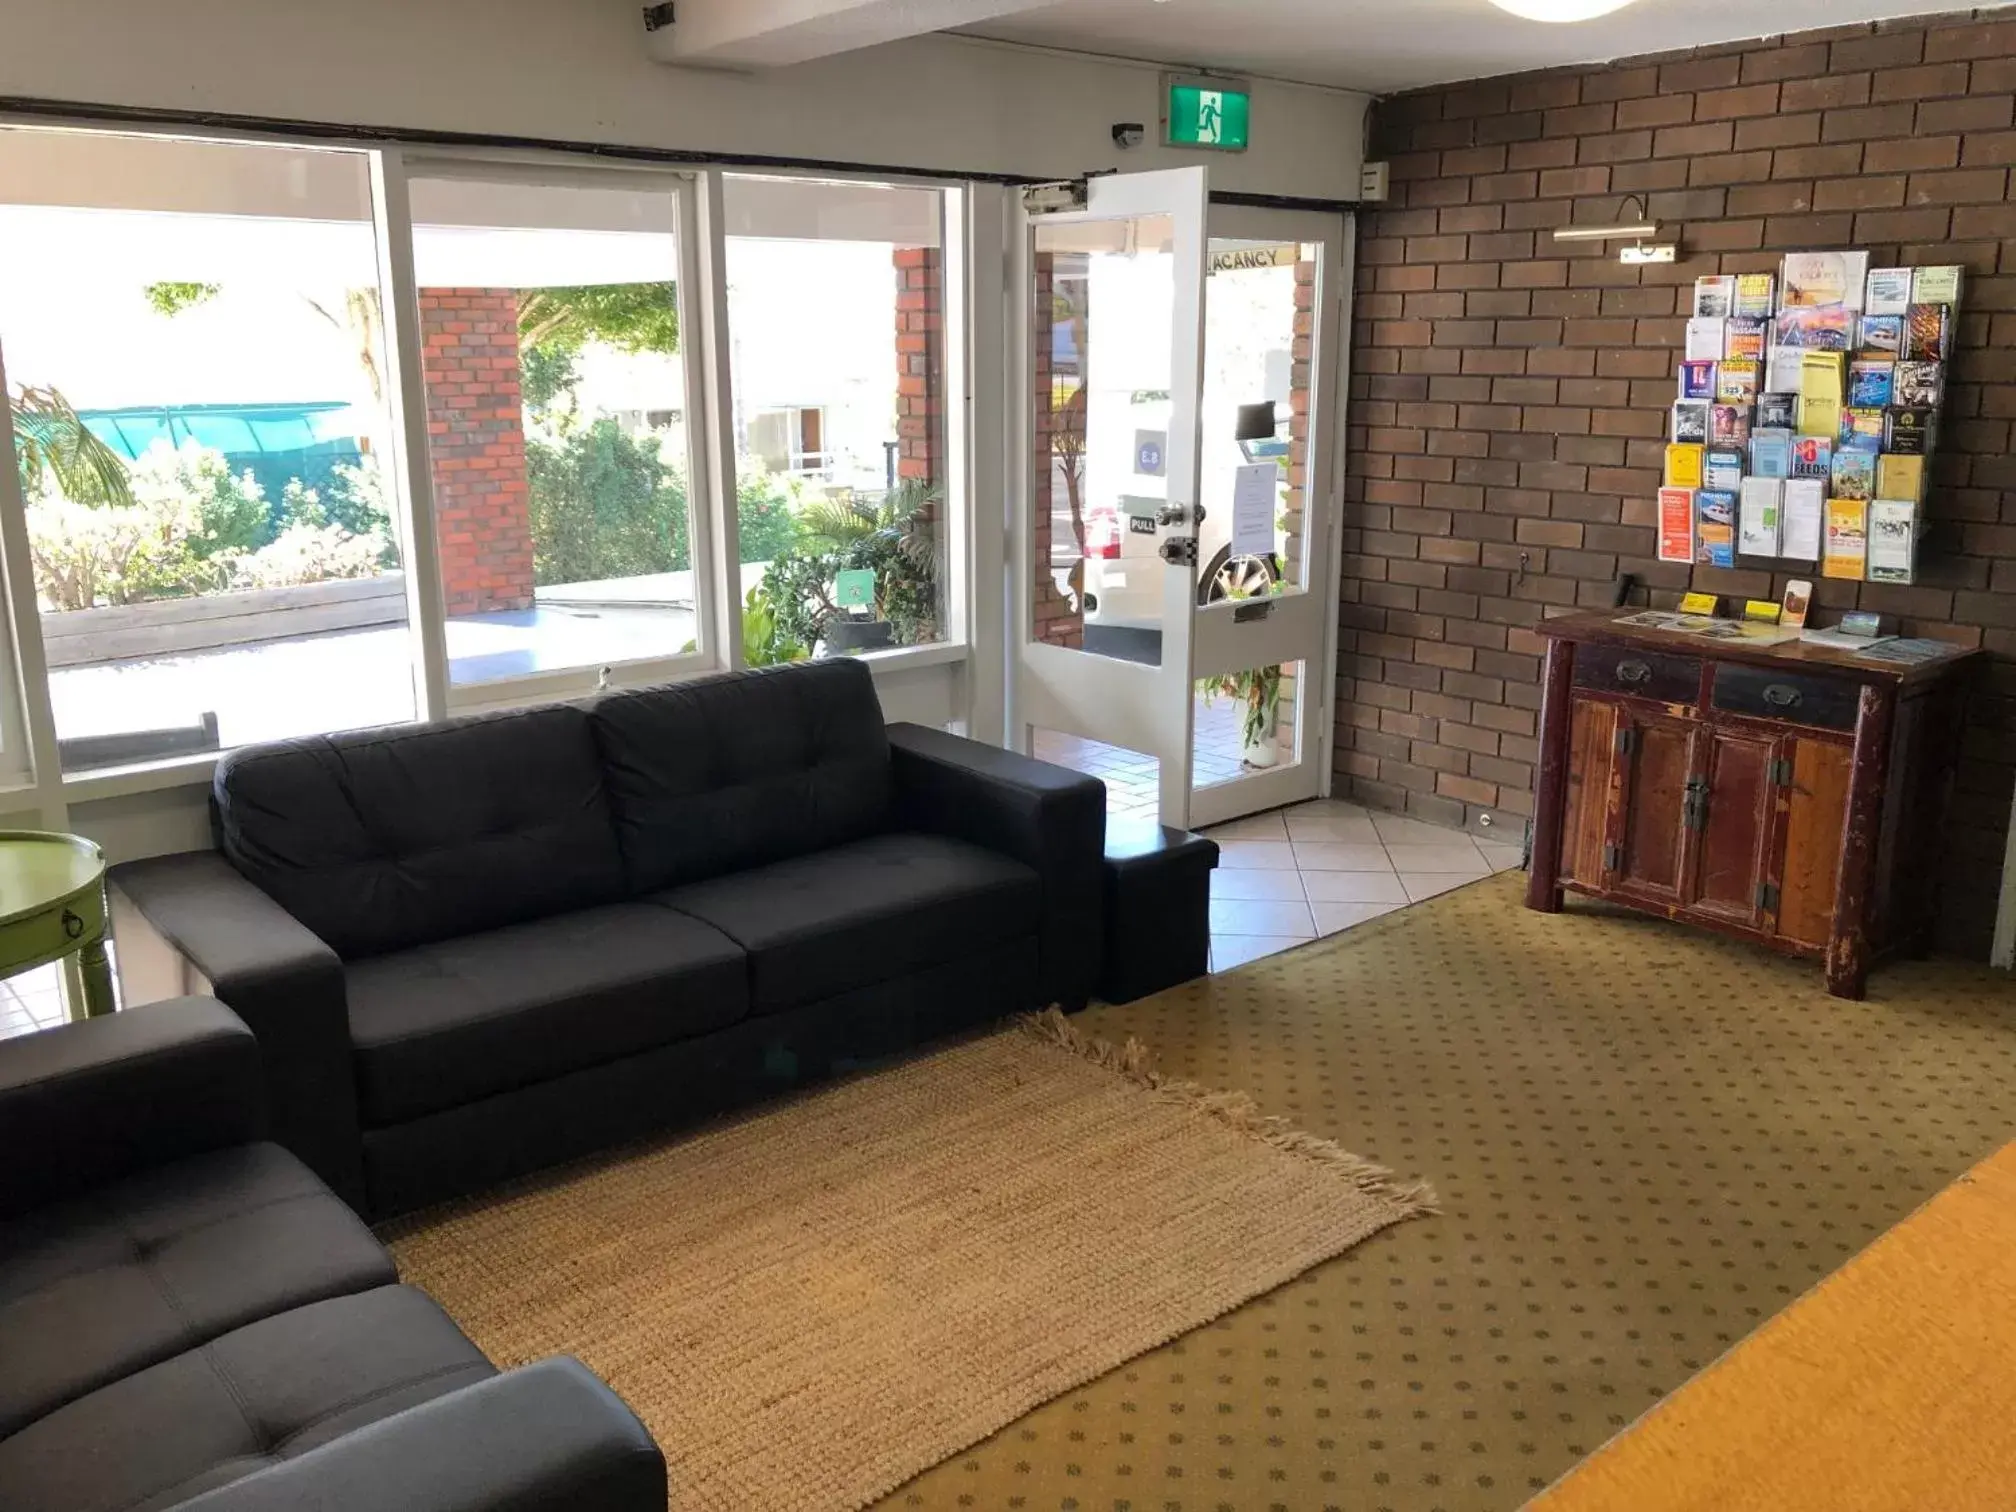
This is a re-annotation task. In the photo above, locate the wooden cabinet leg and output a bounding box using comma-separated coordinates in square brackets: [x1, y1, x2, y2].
[1525, 638, 1575, 914]
[1825, 685, 1894, 1002]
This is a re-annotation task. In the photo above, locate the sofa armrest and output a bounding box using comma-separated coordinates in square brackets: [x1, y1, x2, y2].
[0, 996, 262, 1219]
[109, 851, 367, 1212]
[887, 723, 1106, 1009]
[167, 1359, 666, 1512]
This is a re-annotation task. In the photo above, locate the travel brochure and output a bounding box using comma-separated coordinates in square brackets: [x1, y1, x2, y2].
[1657, 253, 1957, 586]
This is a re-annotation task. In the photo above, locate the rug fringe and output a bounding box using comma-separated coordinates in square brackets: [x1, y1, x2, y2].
[1018, 1009, 1439, 1217]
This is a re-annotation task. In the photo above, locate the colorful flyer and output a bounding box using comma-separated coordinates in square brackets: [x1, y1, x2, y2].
[1822, 497, 1869, 581]
[1864, 266, 1913, 317]
[1697, 491, 1737, 568]
[1664, 443, 1705, 490]
[1657, 486, 1697, 564]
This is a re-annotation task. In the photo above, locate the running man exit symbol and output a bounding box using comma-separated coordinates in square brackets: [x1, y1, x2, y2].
[1164, 78, 1251, 151]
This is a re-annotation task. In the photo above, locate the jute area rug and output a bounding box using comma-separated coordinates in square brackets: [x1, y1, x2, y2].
[382, 1009, 1434, 1512]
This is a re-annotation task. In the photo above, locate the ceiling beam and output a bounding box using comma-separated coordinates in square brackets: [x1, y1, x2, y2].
[644, 0, 1056, 69]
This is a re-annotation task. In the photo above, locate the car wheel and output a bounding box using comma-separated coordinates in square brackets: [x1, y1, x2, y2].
[1198, 546, 1280, 606]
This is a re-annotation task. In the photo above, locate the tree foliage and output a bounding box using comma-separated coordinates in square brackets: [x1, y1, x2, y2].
[142, 282, 221, 316]
[518, 284, 679, 358]
[11, 384, 133, 507]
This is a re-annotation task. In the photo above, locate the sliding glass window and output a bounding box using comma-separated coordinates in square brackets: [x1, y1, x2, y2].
[722, 175, 951, 658]
[0, 127, 418, 772]
[404, 166, 707, 690]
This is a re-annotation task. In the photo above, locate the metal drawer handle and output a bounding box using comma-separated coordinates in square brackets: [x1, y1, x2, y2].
[1762, 683, 1803, 709]
[1615, 658, 1652, 685]
[61, 909, 83, 940]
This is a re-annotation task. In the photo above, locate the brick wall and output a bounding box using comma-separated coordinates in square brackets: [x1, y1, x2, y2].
[1033, 251, 1086, 649]
[893, 247, 942, 485]
[1348, 10, 2016, 953]
[419, 288, 536, 615]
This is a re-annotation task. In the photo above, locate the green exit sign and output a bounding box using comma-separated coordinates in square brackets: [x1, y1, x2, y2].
[1163, 75, 1251, 152]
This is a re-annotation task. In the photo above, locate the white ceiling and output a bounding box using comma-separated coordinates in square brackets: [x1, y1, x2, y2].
[959, 0, 1971, 93]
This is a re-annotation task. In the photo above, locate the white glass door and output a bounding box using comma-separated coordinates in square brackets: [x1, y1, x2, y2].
[1186, 206, 1347, 829]
[1014, 168, 1209, 824]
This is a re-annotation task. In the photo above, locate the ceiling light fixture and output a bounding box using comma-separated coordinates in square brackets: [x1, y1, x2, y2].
[1490, 0, 1639, 21]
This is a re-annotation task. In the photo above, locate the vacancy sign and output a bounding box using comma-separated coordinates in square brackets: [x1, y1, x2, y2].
[1164, 76, 1251, 152]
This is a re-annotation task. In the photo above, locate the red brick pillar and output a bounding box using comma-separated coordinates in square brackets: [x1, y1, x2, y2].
[893, 248, 942, 486]
[1032, 251, 1086, 649]
[418, 288, 536, 615]
[1277, 258, 1319, 745]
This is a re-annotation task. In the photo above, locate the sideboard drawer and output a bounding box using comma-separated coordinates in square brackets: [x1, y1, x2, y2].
[1710, 663, 1861, 732]
[1573, 644, 1701, 704]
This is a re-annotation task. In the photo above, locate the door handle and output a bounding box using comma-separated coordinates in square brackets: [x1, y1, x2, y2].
[1682, 776, 1711, 831]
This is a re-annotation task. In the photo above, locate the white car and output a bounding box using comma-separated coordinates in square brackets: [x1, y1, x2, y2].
[1079, 496, 1278, 629]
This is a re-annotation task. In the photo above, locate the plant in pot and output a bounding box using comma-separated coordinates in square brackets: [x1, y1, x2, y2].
[1200, 664, 1284, 770]
[792, 479, 941, 654]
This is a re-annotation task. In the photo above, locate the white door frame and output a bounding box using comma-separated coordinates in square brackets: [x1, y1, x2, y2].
[1187, 203, 1351, 830]
[1011, 168, 1211, 824]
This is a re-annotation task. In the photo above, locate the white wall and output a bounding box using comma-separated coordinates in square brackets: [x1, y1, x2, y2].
[0, 0, 1368, 200]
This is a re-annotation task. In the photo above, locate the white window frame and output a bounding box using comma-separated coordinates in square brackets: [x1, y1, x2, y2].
[0, 117, 985, 809]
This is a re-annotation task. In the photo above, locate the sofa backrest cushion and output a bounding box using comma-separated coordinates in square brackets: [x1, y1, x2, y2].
[588, 658, 892, 894]
[214, 705, 627, 959]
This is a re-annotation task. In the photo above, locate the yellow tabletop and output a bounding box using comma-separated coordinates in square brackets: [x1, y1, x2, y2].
[0, 830, 113, 1018]
[0, 830, 104, 923]
[1528, 1141, 2016, 1512]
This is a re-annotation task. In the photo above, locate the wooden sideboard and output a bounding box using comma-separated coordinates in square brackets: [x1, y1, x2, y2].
[1525, 611, 1980, 999]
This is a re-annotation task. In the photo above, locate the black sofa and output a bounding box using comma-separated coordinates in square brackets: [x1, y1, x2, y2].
[110, 659, 1107, 1217]
[0, 996, 662, 1512]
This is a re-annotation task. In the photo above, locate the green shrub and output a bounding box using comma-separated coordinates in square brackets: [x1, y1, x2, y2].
[130, 441, 270, 558]
[526, 418, 688, 586]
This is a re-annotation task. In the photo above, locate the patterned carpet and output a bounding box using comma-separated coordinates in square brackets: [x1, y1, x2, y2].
[872, 873, 2016, 1512]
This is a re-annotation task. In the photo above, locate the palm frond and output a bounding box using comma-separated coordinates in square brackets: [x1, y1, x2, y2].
[797, 497, 879, 550]
[11, 385, 132, 507]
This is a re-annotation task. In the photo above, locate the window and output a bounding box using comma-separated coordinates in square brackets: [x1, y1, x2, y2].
[0, 127, 973, 793]
[747, 405, 830, 479]
[0, 127, 419, 772]
[405, 167, 706, 691]
[723, 175, 952, 656]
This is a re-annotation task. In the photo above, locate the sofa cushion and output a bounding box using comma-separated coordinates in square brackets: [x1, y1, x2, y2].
[213, 704, 627, 959]
[657, 832, 1041, 1014]
[347, 902, 748, 1126]
[0, 1143, 393, 1442]
[589, 658, 894, 894]
[0, 1285, 491, 1512]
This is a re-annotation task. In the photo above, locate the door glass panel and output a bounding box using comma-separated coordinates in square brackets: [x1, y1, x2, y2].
[407, 172, 698, 688]
[1032, 213, 1175, 668]
[0, 126, 419, 772]
[1201, 238, 1322, 606]
[722, 175, 950, 658]
[1195, 658, 1307, 790]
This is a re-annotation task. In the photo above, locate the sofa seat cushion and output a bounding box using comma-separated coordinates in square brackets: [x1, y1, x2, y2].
[0, 1143, 394, 1443]
[657, 832, 1041, 1015]
[0, 1285, 491, 1512]
[347, 902, 748, 1126]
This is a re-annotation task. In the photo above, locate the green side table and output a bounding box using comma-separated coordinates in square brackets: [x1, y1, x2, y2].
[0, 831, 114, 1022]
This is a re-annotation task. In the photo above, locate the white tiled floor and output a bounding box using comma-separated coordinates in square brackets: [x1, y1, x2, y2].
[0, 961, 72, 1041]
[1031, 723, 1527, 975]
[1199, 799, 1525, 972]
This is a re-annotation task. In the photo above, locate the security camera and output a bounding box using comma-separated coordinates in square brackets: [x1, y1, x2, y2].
[1112, 122, 1146, 149]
